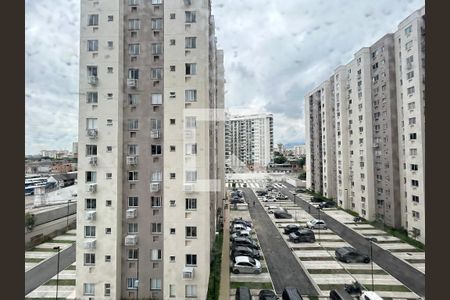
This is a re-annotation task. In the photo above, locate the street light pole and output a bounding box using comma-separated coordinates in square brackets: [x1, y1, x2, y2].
[318, 207, 321, 245]
[367, 238, 377, 291]
[53, 246, 61, 300]
[66, 199, 71, 231]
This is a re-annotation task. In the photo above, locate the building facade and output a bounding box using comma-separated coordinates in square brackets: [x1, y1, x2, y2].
[225, 113, 274, 172]
[306, 7, 425, 243]
[76, 0, 225, 299]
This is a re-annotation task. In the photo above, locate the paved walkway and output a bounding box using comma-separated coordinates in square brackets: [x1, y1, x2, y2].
[218, 202, 230, 300]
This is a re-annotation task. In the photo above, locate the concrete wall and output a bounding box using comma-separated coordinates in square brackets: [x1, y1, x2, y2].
[32, 203, 77, 226]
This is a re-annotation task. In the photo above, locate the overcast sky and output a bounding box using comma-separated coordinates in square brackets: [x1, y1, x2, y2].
[25, 0, 424, 155]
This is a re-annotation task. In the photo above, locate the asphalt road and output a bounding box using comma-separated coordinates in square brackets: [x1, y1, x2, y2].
[242, 188, 320, 296]
[25, 243, 76, 295]
[277, 183, 426, 297]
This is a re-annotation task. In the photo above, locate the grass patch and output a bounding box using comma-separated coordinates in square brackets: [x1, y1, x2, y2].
[25, 258, 45, 263]
[308, 269, 387, 275]
[28, 247, 60, 252]
[231, 282, 273, 290]
[65, 265, 76, 270]
[44, 279, 76, 286]
[300, 257, 335, 261]
[206, 229, 223, 300]
[367, 221, 424, 251]
[318, 284, 410, 292]
[388, 248, 424, 253]
[50, 239, 75, 243]
[373, 240, 404, 244]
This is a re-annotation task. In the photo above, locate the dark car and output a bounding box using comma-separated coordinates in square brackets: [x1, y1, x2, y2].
[283, 224, 301, 234]
[231, 246, 261, 259]
[231, 219, 253, 228]
[274, 209, 292, 219]
[232, 237, 260, 250]
[231, 196, 245, 204]
[318, 201, 336, 209]
[329, 287, 354, 300]
[310, 197, 324, 203]
[256, 190, 268, 196]
[335, 247, 370, 263]
[259, 289, 278, 300]
[295, 188, 307, 193]
[235, 287, 252, 300]
[289, 229, 316, 243]
[281, 287, 303, 300]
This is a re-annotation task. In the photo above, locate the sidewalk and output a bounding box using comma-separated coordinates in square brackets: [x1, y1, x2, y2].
[218, 203, 230, 300]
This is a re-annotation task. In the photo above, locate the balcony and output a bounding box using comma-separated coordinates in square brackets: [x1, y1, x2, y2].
[126, 208, 137, 219]
[151, 129, 161, 139]
[87, 129, 98, 139]
[85, 210, 96, 221]
[125, 235, 138, 246]
[126, 156, 138, 166]
[87, 183, 97, 193]
[83, 239, 96, 250]
[88, 76, 98, 85]
[127, 79, 138, 88]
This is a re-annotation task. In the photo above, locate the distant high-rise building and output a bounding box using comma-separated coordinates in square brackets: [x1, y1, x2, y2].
[305, 7, 425, 243]
[76, 0, 225, 298]
[225, 113, 274, 172]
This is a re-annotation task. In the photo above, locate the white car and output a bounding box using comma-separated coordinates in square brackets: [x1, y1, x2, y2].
[360, 291, 383, 300]
[232, 223, 252, 232]
[306, 219, 327, 230]
[230, 229, 251, 241]
[230, 256, 262, 274]
[266, 205, 279, 214]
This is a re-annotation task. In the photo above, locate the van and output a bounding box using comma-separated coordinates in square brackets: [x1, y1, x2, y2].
[235, 286, 252, 300]
[281, 287, 303, 300]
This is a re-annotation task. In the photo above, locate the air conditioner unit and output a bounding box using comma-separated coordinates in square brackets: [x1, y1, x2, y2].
[85, 210, 96, 221]
[182, 266, 194, 279]
[87, 183, 97, 193]
[183, 183, 195, 192]
[83, 239, 97, 250]
[126, 208, 137, 219]
[125, 235, 138, 246]
[126, 156, 138, 166]
[184, 129, 194, 139]
[150, 129, 161, 139]
[373, 143, 379, 148]
[88, 76, 98, 85]
[87, 129, 98, 139]
[89, 156, 97, 165]
[150, 182, 160, 192]
[127, 78, 137, 88]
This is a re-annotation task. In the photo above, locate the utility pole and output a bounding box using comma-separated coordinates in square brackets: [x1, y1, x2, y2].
[53, 246, 61, 300]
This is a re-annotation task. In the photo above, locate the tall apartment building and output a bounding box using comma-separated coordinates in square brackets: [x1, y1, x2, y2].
[394, 7, 426, 243]
[76, 0, 225, 299]
[225, 113, 274, 172]
[306, 7, 425, 243]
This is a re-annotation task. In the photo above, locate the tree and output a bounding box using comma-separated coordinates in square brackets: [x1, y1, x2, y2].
[298, 157, 306, 169]
[25, 213, 36, 231]
[298, 172, 306, 180]
[274, 156, 287, 164]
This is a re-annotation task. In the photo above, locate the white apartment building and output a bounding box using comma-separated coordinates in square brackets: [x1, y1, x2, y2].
[306, 7, 425, 242]
[394, 7, 426, 244]
[76, 0, 225, 299]
[225, 113, 274, 172]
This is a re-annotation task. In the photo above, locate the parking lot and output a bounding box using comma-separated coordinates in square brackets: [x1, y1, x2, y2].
[225, 180, 423, 299]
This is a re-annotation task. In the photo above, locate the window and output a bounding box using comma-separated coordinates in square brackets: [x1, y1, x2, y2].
[128, 144, 138, 155]
[107, 68, 113, 75]
[151, 249, 162, 260]
[408, 102, 416, 110]
[87, 40, 98, 51]
[186, 198, 197, 210]
[149, 119, 161, 131]
[151, 94, 163, 105]
[151, 43, 162, 55]
[106, 200, 112, 207]
[186, 285, 197, 298]
[108, 15, 114, 22]
[411, 164, 418, 171]
[128, 68, 139, 79]
[169, 284, 176, 298]
[128, 248, 139, 260]
[185, 11, 196, 23]
[410, 148, 418, 156]
[170, 255, 176, 262]
[170, 145, 176, 152]
[412, 210, 420, 218]
[106, 173, 112, 179]
[151, 223, 162, 234]
[88, 14, 99, 26]
[84, 283, 95, 295]
[104, 283, 111, 296]
[151, 68, 163, 80]
[170, 173, 176, 179]
[85, 198, 96, 210]
[186, 254, 197, 266]
[86, 92, 98, 104]
[186, 170, 197, 182]
[128, 0, 138, 5]
[410, 133, 417, 140]
[128, 171, 138, 181]
[152, 0, 162, 4]
[127, 278, 138, 290]
[412, 180, 419, 187]
[128, 223, 138, 234]
[408, 117, 416, 125]
[407, 86, 415, 95]
[170, 39, 176, 45]
[87, 66, 97, 77]
[405, 40, 413, 51]
[128, 19, 140, 30]
[105, 228, 111, 234]
[185, 89, 197, 101]
[151, 145, 162, 155]
[128, 197, 138, 207]
[152, 171, 162, 181]
[170, 200, 176, 207]
[150, 278, 162, 290]
[170, 65, 176, 72]
[405, 25, 412, 35]
[86, 171, 96, 183]
[107, 41, 114, 49]
[85, 226, 96, 237]
[186, 226, 197, 238]
[185, 37, 197, 49]
[170, 228, 176, 234]
[186, 116, 197, 128]
[185, 143, 197, 155]
[407, 71, 414, 80]
[151, 18, 163, 30]
[151, 196, 162, 207]
[412, 195, 419, 203]
[170, 119, 176, 125]
[84, 253, 96, 265]
[128, 119, 139, 130]
[128, 43, 140, 55]
[86, 145, 97, 156]
[185, 63, 197, 75]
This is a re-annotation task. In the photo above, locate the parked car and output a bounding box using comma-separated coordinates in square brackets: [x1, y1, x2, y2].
[231, 223, 252, 233]
[289, 229, 316, 243]
[310, 197, 324, 203]
[335, 247, 370, 264]
[266, 205, 280, 214]
[318, 201, 336, 209]
[231, 196, 245, 204]
[230, 230, 252, 241]
[281, 287, 303, 300]
[295, 188, 307, 193]
[276, 193, 288, 200]
[274, 209, 292, 219]
[360, 291, 383, 300]
[232, 218, 253, 228]
[231, 246, 261, 259]
[283, 224, 301, 234]
[231, 255, 262, 274]
[235, 287, 252, 300]
[306, 219, 327, 229]
[232, 237, 260, 250]
[258, 289, 278, 300]
[256, 190, 268, 196]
